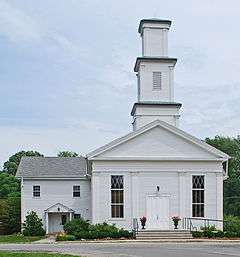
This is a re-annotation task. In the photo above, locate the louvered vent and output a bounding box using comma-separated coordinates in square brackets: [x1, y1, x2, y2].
[152, 72, 162, 90]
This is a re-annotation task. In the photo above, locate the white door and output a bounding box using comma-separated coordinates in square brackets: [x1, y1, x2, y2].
[49, 213, 66, 233]
[146, 195, 170, 230]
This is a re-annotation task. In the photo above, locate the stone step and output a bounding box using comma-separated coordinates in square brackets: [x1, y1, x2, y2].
[135, 230, 192, 240]
[138, 230, 188, 233]
[138, 230, 190, 234]
[136, 237, 193, 240]
[137, 234, 192, 237]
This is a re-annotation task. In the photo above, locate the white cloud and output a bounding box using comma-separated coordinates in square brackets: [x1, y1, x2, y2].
[0, 1, 41, 44]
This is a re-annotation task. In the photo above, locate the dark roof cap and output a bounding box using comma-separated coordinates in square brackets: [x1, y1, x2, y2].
[134, 57, 177, 72]
[131, 102, 182, 116]
[138, 19, 172, 33]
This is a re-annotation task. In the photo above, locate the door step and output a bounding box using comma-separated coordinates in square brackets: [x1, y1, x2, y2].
[136, 230, 192, 240]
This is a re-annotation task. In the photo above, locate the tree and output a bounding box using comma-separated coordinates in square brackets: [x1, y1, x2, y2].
[0, 173, 20, 198]
[23, 211, 45, 236]
[57, 151, 78, 157]
[3, 151, 44, 175]
[0, 196, 21, 234]
[205, 136, 240, 216]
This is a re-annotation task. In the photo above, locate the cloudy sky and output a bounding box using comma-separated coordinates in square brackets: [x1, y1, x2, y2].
[0, 0, 239, 167]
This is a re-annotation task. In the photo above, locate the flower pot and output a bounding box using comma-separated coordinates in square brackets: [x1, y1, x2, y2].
[174, 220, 179, 229]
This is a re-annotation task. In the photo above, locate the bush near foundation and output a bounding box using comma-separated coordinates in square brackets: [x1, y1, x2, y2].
[62, 218, 132, 240]
[22, 211, 45, 236]
[56, 232, 76, 241]
[192, 218, 240, 238]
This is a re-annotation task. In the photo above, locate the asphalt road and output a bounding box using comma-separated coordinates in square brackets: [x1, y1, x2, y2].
[0, 242, 240, 257]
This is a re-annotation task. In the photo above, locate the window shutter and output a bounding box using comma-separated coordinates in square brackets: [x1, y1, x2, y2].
[152, 72, 162, 90]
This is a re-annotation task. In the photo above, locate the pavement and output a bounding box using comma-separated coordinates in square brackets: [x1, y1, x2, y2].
[1, 241, 240, 257]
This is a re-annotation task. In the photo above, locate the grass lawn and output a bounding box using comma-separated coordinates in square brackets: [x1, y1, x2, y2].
[0, 252, 80, 257]
[0, 235, 43, 243]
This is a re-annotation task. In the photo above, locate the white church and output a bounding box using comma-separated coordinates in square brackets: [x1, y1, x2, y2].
[16, 19, 229, 235]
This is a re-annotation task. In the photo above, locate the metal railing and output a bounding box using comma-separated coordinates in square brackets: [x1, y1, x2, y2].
[132, 218, 139, 238]
[182, 217, 224, 231]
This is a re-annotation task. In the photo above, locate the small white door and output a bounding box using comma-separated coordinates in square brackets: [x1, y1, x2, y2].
[146, 195, 170, 230]
[49, 213, 67, 233]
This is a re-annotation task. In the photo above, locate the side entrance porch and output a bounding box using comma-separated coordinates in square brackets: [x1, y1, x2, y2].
[44, 203, 74, 234]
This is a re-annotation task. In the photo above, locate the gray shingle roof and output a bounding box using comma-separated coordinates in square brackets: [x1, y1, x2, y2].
[16, 157, 87, 178]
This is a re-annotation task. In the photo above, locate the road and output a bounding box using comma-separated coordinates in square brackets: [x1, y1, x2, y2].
[0, 242, 240, 257]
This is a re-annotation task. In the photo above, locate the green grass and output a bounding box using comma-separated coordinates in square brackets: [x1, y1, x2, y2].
[0, 252, 80, 257]
[0, 235, 43, 243]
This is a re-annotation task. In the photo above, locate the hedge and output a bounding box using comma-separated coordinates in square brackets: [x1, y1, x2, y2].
[60, 218, 132, 240]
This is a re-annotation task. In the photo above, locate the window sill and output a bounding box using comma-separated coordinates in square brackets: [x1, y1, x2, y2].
[108, 218, 126, 221]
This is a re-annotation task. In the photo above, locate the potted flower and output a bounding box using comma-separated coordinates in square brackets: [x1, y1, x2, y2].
[172, 216, 181, 229]
[140, 216, 147, 229]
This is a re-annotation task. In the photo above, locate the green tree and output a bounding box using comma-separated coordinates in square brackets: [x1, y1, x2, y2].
[0, 196, 21, 234]
[3, 151, 44, 175]
[0, 173, 20, 198]
[57, 151, 78, 157]
[205, 136, 240, 216]
[23, 211, 45, 236]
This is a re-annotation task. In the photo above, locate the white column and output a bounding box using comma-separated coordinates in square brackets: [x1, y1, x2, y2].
[70, 212, 73, 221]
[91, 172, 100, 224]
[178, 172, 187, 218]
[131, 172, 140, 219]
[216, 172, 223, 229]
[45, 212, 49, 234]
[169, 66, 174, 101]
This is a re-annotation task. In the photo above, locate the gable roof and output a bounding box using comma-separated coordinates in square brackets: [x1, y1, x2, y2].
[16, 157, 87, 178]
[87, 120, 229, 161]
[44, 203, 74, 213]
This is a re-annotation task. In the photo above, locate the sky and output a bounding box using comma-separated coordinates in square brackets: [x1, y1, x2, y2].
[0, 0, 240, 168]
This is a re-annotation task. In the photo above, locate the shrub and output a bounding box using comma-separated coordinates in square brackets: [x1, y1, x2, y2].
[214, 230, 225, 238]
[56, 232, 76, 241]
[224, 215, 240, 233]
[64, 218, 90, 235]
[191, 231, 203, 238]
[224, 231, 238, 238]
[22, 211, 45, 236]
[63, 218, 132, 240]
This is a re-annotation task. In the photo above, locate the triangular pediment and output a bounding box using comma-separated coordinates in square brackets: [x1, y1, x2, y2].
[45, 203, 74, 213]
[88, 120, 229, 160]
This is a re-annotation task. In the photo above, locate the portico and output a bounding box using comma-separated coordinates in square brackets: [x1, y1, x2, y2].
[44, 203, 74, 234]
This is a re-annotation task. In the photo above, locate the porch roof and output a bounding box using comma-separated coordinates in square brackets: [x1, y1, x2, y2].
[44, 203, 74, 213]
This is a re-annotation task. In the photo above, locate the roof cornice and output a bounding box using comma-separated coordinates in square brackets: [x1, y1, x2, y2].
[131, 102, 182, 116]
[134, 57, 177, 72]
[138, 19, 172, 34]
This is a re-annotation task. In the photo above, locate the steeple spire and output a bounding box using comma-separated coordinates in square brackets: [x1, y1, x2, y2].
[131, 19, 182, 131]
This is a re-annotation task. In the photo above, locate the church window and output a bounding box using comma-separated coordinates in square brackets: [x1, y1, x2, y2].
[152, 72, 162, 90]
[192, 175, 205, 217]
[33, 185, 40, 197]
[73, 185, 80, 197]
[111, 175, 124, 218]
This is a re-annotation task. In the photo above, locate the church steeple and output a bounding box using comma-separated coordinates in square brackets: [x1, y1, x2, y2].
[131, 19, 182, 131]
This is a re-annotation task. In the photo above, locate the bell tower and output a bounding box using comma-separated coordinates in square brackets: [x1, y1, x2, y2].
[131, 19, 182, 131]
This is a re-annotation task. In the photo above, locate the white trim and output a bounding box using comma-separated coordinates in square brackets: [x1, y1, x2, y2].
[92, 169, 223, 174]
[87, 120, 229, 160]
[89, 157, 226, 161]
[18, 177, 89, 180]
